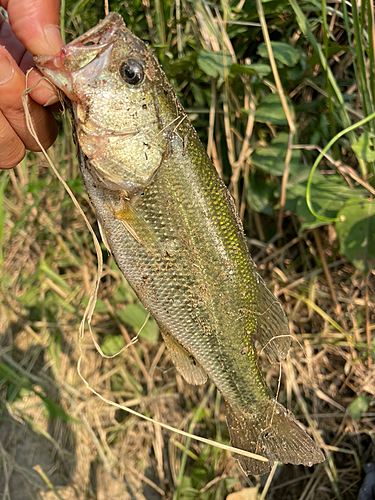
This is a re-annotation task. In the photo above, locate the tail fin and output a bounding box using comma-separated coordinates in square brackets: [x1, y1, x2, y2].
[225, 400, 324, 476]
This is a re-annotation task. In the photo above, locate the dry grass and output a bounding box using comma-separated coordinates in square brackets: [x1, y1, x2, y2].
[1, 0, 375, 498]
[1, 150, 374, 499]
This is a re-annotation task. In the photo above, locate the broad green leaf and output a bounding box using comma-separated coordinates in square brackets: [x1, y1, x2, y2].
[258, 41, 301, 67]
[197, 50, 232, 78]
[243, 0, 289, 18]
[351, 130, 375, 162]
[254, 94, 292, 125]
[246, 176, 275, 215]
[118, 303, 159, 343]
[82, 297, 108, 314]
[348, 394, 371, 421]
[251, 132, 302, 175]
[287, 65, 305, 81]
[296, 198, 331, 230]
[100, 335, 125, 356]
[230, 62, 271, 78]
[335, 198, 375, 272]
[284, 173, 368, 231]
[93, 299, 108, 314]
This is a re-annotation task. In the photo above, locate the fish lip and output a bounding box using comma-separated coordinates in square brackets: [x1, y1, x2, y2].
[34, 12, 123, 67]
[65, 12, 124, 47]
[33, 12, 124, 99]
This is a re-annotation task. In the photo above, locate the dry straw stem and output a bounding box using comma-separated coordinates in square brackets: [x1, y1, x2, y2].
[259, 462, 279, 500]
[292, 144, 375, 196]
[22, 72, 269, 468]
[365, 270, 371, 368]
[22, 73, 104, 356]
[255, 0, 295, 235]
[76, 355, 269, 464]
[104, 0, 109, 16]
[33, 465, 65, 500]
[312, 229, 346, 330]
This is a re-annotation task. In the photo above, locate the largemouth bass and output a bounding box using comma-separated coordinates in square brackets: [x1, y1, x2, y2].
[34, 13, 324, 475]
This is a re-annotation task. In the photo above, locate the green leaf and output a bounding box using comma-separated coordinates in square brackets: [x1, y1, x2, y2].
[284, 176, 362, 229]
[254, 94, 292, 125]
[258, 41, 301, 67]
[246, 171, 277, 214]
[100, 335, 125, 356]
[281, 162, 368, 229]
[348, 393, 371, 421]
[351, 130, 375, 162]
[39, 260, 72, 292]
[296, 198, 331, 230]
[197, 50, 232, 78]
[118, 303, 159, 343]
[230, 62, 271, 77]
[224, 478, 241, 490]
[296, 175, 367, 231]
[81, 297, 108, 314]
[335, 198, 375, 272]
[251, 132, 302, 175]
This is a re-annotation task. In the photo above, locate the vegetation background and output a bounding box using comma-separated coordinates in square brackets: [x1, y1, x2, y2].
[0, 0, 374, 498]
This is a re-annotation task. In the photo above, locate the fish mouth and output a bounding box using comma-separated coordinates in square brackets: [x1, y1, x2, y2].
[34, 12, 124, 100]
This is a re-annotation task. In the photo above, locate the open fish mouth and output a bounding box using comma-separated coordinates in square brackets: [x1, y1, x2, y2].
[34, 13, 124, 100]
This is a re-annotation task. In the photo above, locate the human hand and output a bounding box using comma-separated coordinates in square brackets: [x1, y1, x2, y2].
[0, 0, 62, 169]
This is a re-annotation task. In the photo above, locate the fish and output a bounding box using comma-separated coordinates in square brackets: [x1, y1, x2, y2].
[34, 12, 324, 475]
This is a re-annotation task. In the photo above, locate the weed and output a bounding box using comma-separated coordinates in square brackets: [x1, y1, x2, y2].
[0, 1, 374, 499]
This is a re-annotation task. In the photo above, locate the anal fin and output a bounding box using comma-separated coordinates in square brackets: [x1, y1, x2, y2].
[256, 275, 291, 363]
[160, 328, 207, 385]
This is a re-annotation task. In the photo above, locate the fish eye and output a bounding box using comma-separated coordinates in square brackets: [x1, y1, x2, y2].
[119, 59, 145, 85]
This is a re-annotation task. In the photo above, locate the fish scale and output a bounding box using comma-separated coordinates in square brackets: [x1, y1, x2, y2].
[85, 130, 265, 410]
[35, 12, 324, 475]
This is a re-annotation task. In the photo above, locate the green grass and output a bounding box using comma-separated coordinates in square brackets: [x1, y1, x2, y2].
[1, 0, 375, 499]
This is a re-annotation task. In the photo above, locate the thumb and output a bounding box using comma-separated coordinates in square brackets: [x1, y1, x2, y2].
[4, 0, 62, 55]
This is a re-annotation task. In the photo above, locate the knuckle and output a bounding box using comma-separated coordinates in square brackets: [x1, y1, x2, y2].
[27, 116, 58, 152]
[0, 141, 25, 169]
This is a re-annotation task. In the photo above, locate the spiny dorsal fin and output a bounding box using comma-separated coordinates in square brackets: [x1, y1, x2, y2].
[160, 328, 207, 386]
[256, 275, 291, 363]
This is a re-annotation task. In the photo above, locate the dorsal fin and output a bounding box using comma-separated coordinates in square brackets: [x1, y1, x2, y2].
[255, 275, 291, 363]
[160, 328, 207, 385]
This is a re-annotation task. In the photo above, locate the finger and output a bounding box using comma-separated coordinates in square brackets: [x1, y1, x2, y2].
[0, 109, 25, 169]
[27, 68, 61, 106]
[0, 14, 60, 105]
[0, 11, 26, 64]
[2, 0, 62, 56]
[0, 47, 58, 151]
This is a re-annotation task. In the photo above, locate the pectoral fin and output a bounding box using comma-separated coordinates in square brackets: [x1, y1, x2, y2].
[160, 328, 207, 385]
[113, 201, 161, 250]
[255, 275, 291, 363]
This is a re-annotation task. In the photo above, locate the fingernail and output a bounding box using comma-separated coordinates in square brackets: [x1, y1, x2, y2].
[43, 25, 63, 54]
[0, 54, 14, 85]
